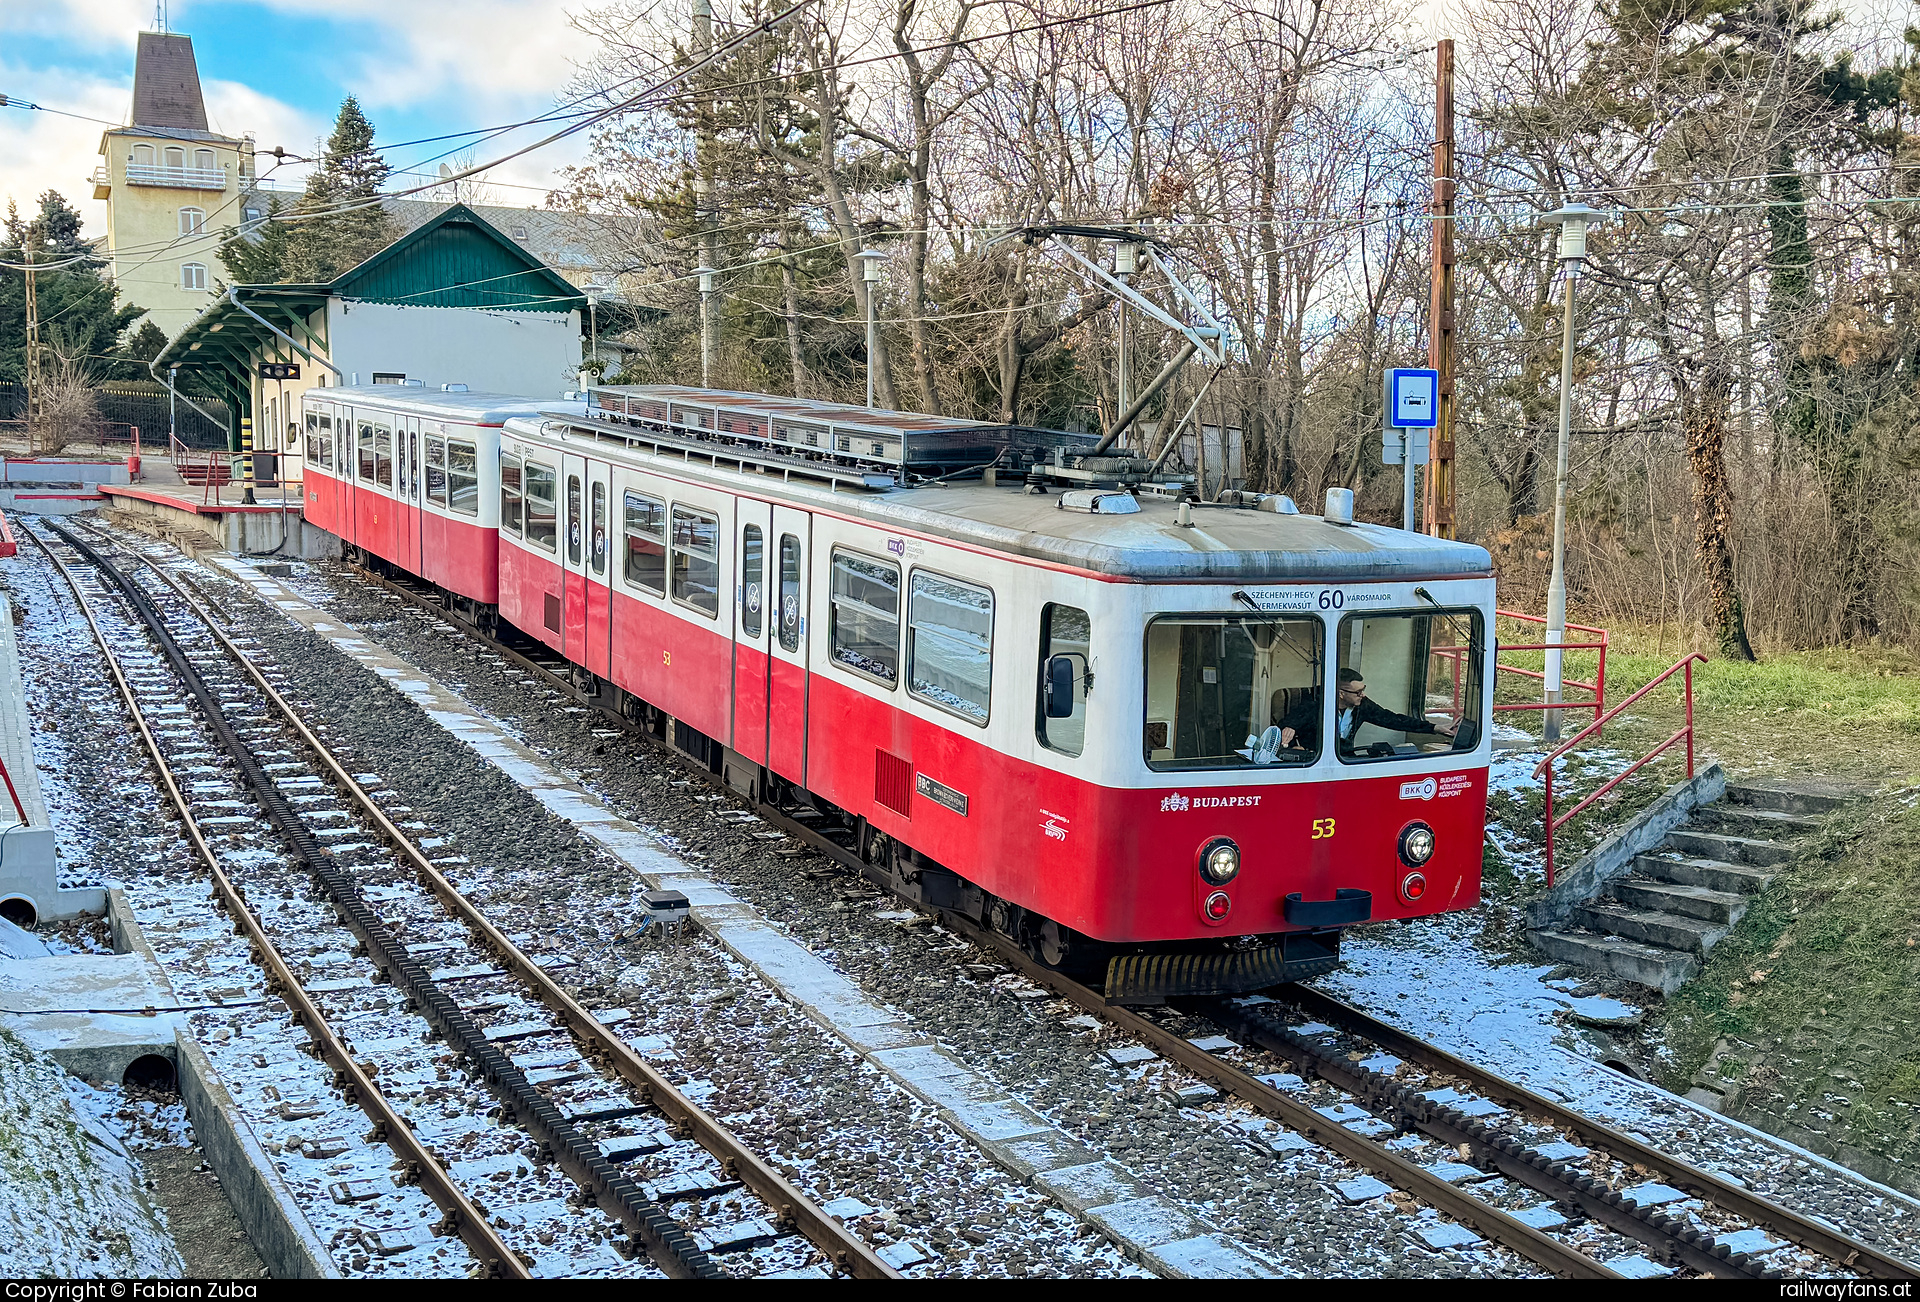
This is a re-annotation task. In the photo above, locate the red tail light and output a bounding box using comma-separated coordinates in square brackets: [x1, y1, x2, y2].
[1203, 891, 1231, 921]
[1400, 871, 1428, 904]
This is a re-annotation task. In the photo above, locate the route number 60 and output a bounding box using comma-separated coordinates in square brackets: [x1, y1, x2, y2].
[1316, 589, 1345, 610]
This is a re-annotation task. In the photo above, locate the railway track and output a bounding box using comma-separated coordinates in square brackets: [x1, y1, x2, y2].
[226, 544, 1920, 1279]
[32, 520, 894, 1281]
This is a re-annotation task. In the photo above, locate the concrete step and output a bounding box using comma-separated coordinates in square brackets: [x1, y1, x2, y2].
[1610, 878, 1750, 925]
[1633, 853, 1772, 896]
[1695, 805, 1823, 838]
[1724, 783, 1848, 816]
[1531, 929, 1700, 996]
[1662, 827, 1797, 867]
[1574, 902, 1730, 956]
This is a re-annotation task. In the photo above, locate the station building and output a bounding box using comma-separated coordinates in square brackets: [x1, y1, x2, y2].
[154, 202, 588, 466]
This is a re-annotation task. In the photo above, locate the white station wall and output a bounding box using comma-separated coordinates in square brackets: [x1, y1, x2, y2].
[326, 298, 582, 399]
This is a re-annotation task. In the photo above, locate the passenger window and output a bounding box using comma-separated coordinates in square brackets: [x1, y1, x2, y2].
[425, 437, 448, 505]
[623, 491, 666, 594]
[778, 534, 802, 653]
[304, 413, 320, 465]
[357, 421, 375, 481]
[523, 461, 557, 552]
[829, 550, 900, 687]
[671, 506, 720, 616]
[908, 572, 992, 725]
[740, 525, 763, 638]
[373, 425, 393, 488]
[590, 483, 608, 575]
[397, 428, 410, 496]
[1037, 603, 1091, 757]
[408, 429, 420, 498]
[499, 453, 522, 536]
[567, 475, 583, 565]
[447, 440, 479, 516]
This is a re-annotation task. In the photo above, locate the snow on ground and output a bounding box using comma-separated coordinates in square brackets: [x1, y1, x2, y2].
[0, 1029, 182, 1276]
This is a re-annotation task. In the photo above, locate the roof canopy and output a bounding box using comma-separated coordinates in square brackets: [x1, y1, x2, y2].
[155, 204, 586, 420]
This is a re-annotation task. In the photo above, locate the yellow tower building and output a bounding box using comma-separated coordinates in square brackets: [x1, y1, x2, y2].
[93, 32, 263, 340]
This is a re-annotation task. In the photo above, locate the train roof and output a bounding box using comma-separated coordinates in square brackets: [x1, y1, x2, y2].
[509, 412, 1492, 583]
[308, 385, 584, 426]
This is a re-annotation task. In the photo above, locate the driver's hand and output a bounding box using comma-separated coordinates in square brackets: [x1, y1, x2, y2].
[1279, 727, 1296, 748]
[1436, 717, 1460, 737]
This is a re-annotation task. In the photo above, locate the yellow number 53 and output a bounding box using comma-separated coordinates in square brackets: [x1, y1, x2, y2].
[1310, 818, 1336, 840]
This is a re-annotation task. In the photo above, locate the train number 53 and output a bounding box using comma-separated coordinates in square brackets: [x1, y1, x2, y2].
[1310, 818, 1336, 840]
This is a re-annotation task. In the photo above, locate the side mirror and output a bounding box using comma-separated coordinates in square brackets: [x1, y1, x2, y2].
[1045, 654, 1077, 718]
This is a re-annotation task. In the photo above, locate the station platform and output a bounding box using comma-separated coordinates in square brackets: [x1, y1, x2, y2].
[0, 455, 131, 516]
[0, 588, 101, 926]
[99, 478, 339, 560]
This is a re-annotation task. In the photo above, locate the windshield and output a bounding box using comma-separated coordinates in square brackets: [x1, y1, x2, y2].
[1333, 609, 1483, 762]
[1144, 615, 1323, 770]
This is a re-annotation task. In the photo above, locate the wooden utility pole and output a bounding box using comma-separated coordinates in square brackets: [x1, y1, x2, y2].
[694, 0, 718, 386]
[1424, 38, 1457, 538]
[22, 233, 43, 443]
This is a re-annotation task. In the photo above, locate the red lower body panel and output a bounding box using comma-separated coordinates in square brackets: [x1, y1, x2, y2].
[500, 539, 563, 652]
[604, 588, 729, 743]
[420, 512, 499, 605]
[732, 642, 769, 764]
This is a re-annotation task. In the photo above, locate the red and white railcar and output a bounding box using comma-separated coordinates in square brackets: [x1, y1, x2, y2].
[301, 387, 578, 610]
[489, 387, 1496, 1000]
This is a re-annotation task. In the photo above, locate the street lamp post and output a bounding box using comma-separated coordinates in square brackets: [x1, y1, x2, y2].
[854, 249, 887, 408]
[1541, 201, 1604, 741]
[1115, 241, 1138, 437]
[694, 267, 716, 388]
[584, 282, 606, 379]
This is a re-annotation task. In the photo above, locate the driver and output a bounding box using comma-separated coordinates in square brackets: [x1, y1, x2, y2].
[1278, 667, 1460, 755]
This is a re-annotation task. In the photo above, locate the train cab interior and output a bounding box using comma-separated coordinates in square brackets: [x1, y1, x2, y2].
[1143, 607, 1484, 769]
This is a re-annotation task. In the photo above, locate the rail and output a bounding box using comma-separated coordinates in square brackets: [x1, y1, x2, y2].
[1531, 652, 1706, 886]
[1495, 609, 1608, 730]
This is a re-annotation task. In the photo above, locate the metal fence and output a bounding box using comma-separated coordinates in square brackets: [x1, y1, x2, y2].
[0, 383, 234, 450]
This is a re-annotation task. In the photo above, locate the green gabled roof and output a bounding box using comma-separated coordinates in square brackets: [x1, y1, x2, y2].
[331, 202, 587, 313]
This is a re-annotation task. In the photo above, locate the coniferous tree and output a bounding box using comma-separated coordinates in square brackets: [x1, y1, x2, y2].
[279, 97, 399, 283]
[0, 192, 145, 385]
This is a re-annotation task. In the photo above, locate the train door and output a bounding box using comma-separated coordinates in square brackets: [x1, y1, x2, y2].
[561, 451, 589, 665]
[766, 504, 811, 786]
[731, 499, 773, 766]
[583, 458, 612, 680]
[398, 415, 422, 575]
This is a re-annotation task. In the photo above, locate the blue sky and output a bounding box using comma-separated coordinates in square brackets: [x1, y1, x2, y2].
[2, 0, 606, 234]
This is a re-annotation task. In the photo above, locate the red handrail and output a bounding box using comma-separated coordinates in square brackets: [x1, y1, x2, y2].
[0, 754, 29, 825]
[1531, 652, 1706, 886]
[1495, 609, 1609, 731]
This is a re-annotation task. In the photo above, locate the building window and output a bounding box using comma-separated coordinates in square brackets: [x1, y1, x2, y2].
[178, 207, 205, 235]
[829, 550, 900, 687]
[511, 226, 529, 240]
[133, 144, 155, 167]
[181, 262, 207, 290]
[194, 148, 215, 171]
[908, 571, 993, 725]
[670, 505, 720, 617]
[164, 146, 185, 169]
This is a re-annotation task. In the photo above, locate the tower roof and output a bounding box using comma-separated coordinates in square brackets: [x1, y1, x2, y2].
[131, 32, 209, 131]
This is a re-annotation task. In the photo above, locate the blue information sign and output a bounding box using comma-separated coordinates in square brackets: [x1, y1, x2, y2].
[1386, 368, 1439, 428]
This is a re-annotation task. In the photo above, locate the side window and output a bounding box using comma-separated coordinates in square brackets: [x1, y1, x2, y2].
[318, 413, 332, 471]
[908, 572, 993, 725]
[623, 491, 666, 594]
[778, 534, 802, 653]
[1037, 603, 1090, 757]
[590, 482, 608, 575]
[567, 474, 583, 565]
[373, 425, 393, 488]
[357, 421, 375, 482]
[740, 525, 764, 639]
[396, 426, 410, 497]
[524, 460, 557, 552]
[408, 429, 420, 498]
[499, 452, 523, 536]
[671, 505, 720, 616]
[425, 437, 448, 505]
[829, 550, 900, 687]
[304, 412, 319, 465]
[447, 440, 479, 516]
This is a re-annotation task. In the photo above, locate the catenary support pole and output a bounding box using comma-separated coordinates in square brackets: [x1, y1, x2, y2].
[1424, 38, 1457, 538]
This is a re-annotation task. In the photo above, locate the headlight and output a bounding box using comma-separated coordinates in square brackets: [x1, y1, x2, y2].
[1199, 837, 1241, 885]
[1399, 822, 1436, 867]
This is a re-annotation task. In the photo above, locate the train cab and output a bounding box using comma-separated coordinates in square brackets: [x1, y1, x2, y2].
[301, 386, 572, 609]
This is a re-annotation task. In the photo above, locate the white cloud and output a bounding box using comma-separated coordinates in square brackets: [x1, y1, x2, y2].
[0, 64, 127, 238]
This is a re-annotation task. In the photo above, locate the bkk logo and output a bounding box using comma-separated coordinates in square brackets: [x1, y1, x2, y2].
[1399, 777, 1439, 801]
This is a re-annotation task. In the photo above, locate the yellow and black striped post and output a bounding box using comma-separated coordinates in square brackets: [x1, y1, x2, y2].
[241, 415, 257, 505]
